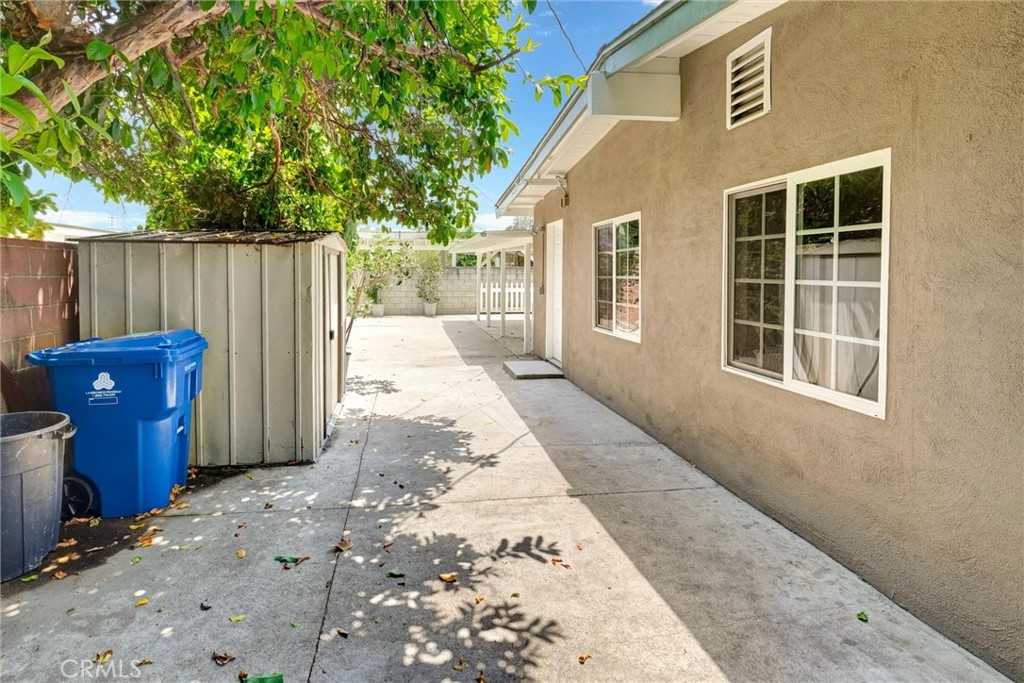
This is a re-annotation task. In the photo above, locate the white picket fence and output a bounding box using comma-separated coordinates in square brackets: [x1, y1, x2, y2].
[480, 280, 525, 313]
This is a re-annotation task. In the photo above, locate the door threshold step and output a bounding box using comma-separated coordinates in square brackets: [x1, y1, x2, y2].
[503, 360, 565, 379]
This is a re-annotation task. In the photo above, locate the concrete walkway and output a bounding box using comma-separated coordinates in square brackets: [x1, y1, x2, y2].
[0, 315, 1007, 682]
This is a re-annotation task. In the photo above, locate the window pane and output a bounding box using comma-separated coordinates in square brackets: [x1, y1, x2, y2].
[596, 302, 613, 330]
[617, 278, 639, 306]
[597, 226, 613, 252]
[617, 250, 630, 277]
[796, 233, 833, 281]
[793, 333, 833, 389]
[735, 195, 763, 237]
[616, 304, 639, 333]
[732, 323, 760, 367]
[625, 220, 640, 249]
[839, 167, 883, 226]
[616, 223, 629, 249]
[597, 277, 612, 302]
[597, 253, 613, 277]
[763, 328, 784, 375]
[764, 189, 785, 235]
[795, 284, 832, 333]
[837, 229, 882, 282]
[618, 249, 634, 276]
[837, 286, 881, 340]
[734, 283, 761, 323]
[764, 238, 785, 280]
[797, 177, 835, 230]
[836, 341, 879, 401]
[763, 283, 784, 326]
[735, 240, 762, 279]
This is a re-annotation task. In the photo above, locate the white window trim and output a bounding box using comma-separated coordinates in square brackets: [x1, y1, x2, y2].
[592, 211, 642, 344]
[720, 148, 891, 419]
[725, 27, 772, 130]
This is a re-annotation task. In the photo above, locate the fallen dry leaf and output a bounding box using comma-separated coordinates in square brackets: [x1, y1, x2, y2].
[474, 596, 485, 605]
[66, 517, 92, 526]
[295, 556, 310, 566]
[264, 502, 274, 510]
[561, 563, 573, 570]
[237, 671, 248, 682]
[551, 558, 562, 566]
[134, 659, 153, 667]
[94, 650, 113, 665]
[382, 541, 393, 551]
[476, 672, 488, 683]
[334, 627, 349, 638]
[57, 538, 78, 548]
[576, 543, 584, 551]
[234, 532, 241, 538]
[52, 571, 68, 581]
[170, 500, 190, 510]
[135, 598, 149, 607]
[438, 573, 458, 583]
[200, 602, 212, 611]
[236, 550, 246, 559]
[334, 539, 353, 552]
[134, 508, 165, 521]
[212, 651, 236, 666]
[579, 653, 592, 665]
[85, 546, 104, 553]
[169, 484, 185, 502]
[56, 552, 80, 565]
[246, 473, 254, 480]
[89, 518, 100, 527]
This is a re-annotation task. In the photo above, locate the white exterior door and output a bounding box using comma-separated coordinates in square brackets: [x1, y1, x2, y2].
[546, 220, 563, 365]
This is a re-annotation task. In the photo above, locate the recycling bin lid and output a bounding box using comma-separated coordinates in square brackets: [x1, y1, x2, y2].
[27, 330, 208, 367]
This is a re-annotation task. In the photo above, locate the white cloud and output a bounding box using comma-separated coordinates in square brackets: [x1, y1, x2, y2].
[472, 212, 514, 233]
[642, 0, 665, 5]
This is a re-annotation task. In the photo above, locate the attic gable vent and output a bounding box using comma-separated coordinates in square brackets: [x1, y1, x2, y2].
[727, 28, 772, 129]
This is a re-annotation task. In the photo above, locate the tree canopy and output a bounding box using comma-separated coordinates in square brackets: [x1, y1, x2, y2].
[1, 0, 582, 241]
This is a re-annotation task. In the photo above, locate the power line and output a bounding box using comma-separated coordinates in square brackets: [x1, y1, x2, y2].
[545, 0, 587, 73]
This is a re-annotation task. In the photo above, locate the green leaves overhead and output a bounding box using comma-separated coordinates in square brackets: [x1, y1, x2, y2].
[1, 0, 586, 241]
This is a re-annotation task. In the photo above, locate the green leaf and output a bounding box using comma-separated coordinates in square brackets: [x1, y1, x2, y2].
[524, 0, 538, 13]
[19, 574, 38, 583]
[274, 556, 301, 564]
[131, 556, 141, 565]
[6, 44, 27, 74]
[0, 99, 39, 130]
[1, 74, 22, 97]
[243, 675, 284, 683]
[290, 622, 300, 628]
[199, 0, 217, 9]
[856, 612, 869, 623]
[85, 41, 115, 62]
[61, 80, 81, 114]
[229, 614, 247, 623]
[14, 75, 56, 115]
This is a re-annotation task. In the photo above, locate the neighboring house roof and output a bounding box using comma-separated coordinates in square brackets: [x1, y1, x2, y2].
[455, 230, 534, 254]
[496, 0, 786, 216]
[75, 229, 346, 249]
[43, 223, 117, 243]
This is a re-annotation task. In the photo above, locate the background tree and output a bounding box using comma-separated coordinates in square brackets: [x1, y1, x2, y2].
[1, 0, 584, 240]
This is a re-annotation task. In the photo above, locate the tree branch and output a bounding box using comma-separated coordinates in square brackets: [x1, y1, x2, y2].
[1, 0, 229, 136]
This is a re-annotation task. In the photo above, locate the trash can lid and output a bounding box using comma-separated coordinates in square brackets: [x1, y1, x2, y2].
[27, 330, 208, 367]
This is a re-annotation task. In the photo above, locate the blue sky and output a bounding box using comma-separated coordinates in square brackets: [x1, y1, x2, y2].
[29, 0, 657, 232]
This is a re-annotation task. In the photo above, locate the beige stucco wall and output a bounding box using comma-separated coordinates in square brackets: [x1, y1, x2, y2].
[533, 1, 1024, 676]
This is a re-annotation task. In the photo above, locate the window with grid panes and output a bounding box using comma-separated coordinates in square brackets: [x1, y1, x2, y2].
[724, 149, 890, 417]
[594, 214, 640, 341]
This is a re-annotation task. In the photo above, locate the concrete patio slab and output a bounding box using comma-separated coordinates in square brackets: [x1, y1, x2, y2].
[0, 315, 1009, 683]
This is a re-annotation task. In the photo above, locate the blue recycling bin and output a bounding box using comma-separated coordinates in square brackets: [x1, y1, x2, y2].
[27, 330, 208, 518]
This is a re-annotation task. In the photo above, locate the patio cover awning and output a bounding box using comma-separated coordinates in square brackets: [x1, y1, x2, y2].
[452, 229, 533, 254]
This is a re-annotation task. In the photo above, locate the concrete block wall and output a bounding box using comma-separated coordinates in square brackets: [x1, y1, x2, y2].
[1, 237, 79, 410]
[381, 266, 523, 315]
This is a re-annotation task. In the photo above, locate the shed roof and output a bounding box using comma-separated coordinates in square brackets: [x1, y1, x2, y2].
[75, 230, 345, 247]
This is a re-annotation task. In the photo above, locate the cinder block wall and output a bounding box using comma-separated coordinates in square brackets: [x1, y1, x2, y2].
[382, 266, 523, 315]
[0, 237, 79, 410]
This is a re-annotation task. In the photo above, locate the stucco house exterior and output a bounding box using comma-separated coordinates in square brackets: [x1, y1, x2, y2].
[497, 0, 1023, 678]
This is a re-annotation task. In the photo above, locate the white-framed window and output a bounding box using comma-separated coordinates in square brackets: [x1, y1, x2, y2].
[722, 149, 890, 418]
[726, 27, 772, 130]
[594, 212, 641, 343]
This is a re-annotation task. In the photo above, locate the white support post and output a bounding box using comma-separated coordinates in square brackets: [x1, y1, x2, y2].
[499, 250, 507, 338]
[523, 243, 532, 354]
[485, 252, 492, 327]
[475, 255, 482, 322]
[451, 251, 457, 267]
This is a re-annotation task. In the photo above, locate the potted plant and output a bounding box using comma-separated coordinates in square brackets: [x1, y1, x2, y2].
[415, 252, 443, 316]
[350, 236, 413, 318]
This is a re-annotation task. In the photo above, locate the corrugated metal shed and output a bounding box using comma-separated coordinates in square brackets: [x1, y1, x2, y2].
[76, 230, 346, 466]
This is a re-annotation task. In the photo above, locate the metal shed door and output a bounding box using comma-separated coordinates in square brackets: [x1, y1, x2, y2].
[323, 251, 341, 434]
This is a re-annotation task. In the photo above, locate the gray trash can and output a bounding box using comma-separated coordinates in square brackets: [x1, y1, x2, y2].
[1, 412, 76, 581]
